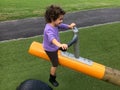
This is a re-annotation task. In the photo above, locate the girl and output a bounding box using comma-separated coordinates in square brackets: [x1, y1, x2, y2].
[43, 5, 76, 87]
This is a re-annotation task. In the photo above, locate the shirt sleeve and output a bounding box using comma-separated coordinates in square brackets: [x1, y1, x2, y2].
[46, 29, 55, 43]
[58, 23, 69, 29]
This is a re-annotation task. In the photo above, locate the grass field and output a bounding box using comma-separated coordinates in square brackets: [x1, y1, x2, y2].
[0, 0, 120, 21]
[0, 22, 120, 90]
[0, 0, 120, 90]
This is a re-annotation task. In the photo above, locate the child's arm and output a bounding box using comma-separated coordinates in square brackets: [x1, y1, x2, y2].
[58, 23, 76, 29]
[68, 23, 76, 29]
[52, 39, 68, 50]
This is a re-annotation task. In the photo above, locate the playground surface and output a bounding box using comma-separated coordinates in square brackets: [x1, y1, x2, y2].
[0, 7, 120, 41]
[0, 7, 120, 90]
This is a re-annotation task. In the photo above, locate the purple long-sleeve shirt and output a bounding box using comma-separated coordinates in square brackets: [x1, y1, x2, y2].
[43, 23, 69, 51]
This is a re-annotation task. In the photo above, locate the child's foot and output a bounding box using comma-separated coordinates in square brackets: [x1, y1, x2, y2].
[49, 74, 59, 87]
[49, 78, 59, 87]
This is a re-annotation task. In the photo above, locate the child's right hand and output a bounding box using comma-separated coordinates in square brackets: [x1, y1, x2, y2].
[59, 44, 68, 51]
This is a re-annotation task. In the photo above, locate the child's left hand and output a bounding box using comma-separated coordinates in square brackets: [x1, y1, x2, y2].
[69, 23, 76, 29]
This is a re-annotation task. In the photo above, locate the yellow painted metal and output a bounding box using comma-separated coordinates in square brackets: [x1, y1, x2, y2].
[28, 41, 105, 79]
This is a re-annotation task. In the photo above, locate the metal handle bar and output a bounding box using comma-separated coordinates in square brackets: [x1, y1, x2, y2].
[59, 27, 78, 51]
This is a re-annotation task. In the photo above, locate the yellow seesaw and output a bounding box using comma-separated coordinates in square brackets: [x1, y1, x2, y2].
[28, 27, 120, 86]
[28, 41, 105, 79]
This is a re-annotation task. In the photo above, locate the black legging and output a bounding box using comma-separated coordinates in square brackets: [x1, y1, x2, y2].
[45, 50, 59, 67]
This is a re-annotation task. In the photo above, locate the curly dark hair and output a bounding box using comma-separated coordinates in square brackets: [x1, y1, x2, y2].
[44, 5, 66, 23]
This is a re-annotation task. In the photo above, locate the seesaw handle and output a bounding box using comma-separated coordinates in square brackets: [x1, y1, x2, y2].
[59, 27, 78, 51]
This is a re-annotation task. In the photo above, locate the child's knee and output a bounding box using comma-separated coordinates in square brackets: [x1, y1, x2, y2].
[52, 63, 58, 67]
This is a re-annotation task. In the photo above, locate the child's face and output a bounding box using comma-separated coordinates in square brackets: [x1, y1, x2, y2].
[53, 15, 64, 26]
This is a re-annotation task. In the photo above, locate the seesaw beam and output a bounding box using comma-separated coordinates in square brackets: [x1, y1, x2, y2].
[28, 41, 120, 86]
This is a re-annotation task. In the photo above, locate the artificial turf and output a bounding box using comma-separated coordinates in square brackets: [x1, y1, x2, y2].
[0, 0, 120, 21]
[0, 22, 120, 90]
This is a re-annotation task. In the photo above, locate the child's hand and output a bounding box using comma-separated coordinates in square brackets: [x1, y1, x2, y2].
[68, 23, 76, 29]
[60, 44, 68, 50]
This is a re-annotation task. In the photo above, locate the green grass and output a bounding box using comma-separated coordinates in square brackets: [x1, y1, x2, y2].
[0, 0, 120, 21]
[0, 22, 120, 90]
